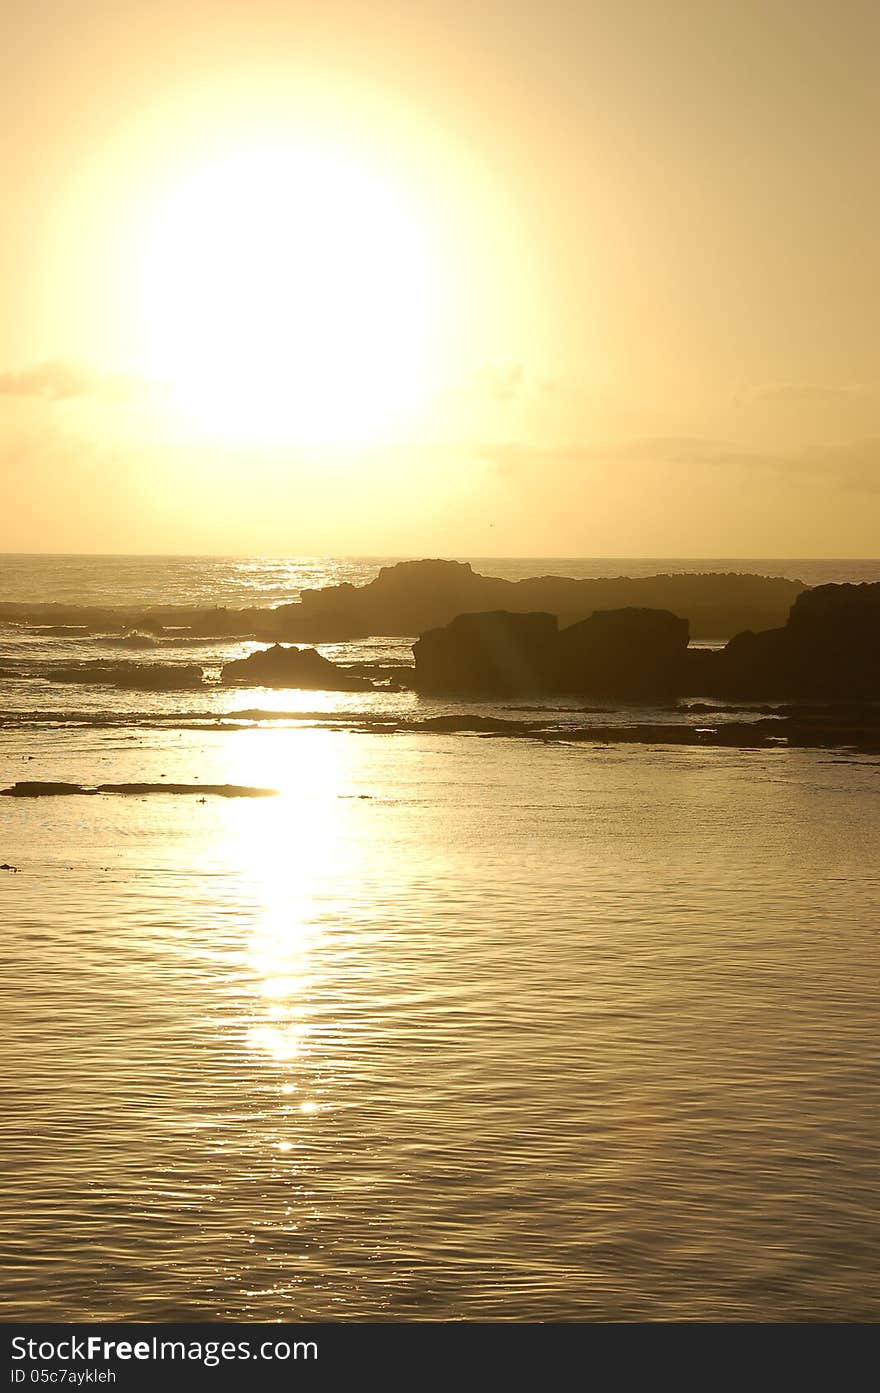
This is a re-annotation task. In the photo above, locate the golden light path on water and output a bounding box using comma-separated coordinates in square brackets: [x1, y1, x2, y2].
[233, 731, 350, 1126]
[1, 722, 878, 1320]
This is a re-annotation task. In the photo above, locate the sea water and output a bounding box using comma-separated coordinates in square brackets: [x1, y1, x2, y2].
[1, 557, 878, 1320]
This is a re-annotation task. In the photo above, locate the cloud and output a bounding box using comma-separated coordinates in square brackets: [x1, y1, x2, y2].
[440, 363, 561, 414]
[0, 360, 149, 403]
[478, 363, 524, 404]
[481, 436, 778, 474]
[0, 361, 100, 400]
[480, 436, 880, 492]
[804, 439, 880, 494]
[740, 382, 877, 406]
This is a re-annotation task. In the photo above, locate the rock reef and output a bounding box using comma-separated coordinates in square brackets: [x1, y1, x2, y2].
[1, 782, 277, 798]
[280, 559, 802, 642]
[221, 643, 371, 690]
[0, 559, 805, 643]
[414, 606, 690, 698]
[556, 608, 688, 699]
[413, 611, 559, 695]
[689, 582, 880, 698]
[413, 582, 880, 703]
[39, 661, 206, 690]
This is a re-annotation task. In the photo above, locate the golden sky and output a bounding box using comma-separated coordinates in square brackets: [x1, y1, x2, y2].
[1, 0, 878, 555]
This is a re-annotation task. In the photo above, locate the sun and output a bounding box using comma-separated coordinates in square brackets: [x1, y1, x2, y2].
[130, 140, 443, 447]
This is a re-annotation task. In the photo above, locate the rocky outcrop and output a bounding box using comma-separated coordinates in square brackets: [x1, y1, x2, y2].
[221, 644, 371, 690]
[46, 661, 206, 690]
[413, 611, 559, 695]
[0, 562, 805, 642]
[0, 603, 270, 639]
[275, 561, 495, 640]
[279, 559, 803, 642]
[411, 586, 880, 702]
[413, 607, 689, 698]
[556, 608, 689, 698]
[693, 582, 880, 698]
[729, 582, 880, 696]
[1, 782, 276, 797]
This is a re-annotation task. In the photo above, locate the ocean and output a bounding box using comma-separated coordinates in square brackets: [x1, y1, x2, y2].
[1, 555, 878, 1320]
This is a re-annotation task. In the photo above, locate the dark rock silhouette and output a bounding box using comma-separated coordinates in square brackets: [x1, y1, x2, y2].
[413, 606, 689, 698]
[259, 604, 373, 644]
[221, 643, 371, 690]
[1, 782, 276, 798]
[43, 661, 206, 690]
[556, 607, 689, 698]
[691, 582, 880, 698]
[0, 560, 805, 641]
[411, 584, 880, 702]
[280, 561, 494, 640]
[413, 611, 559, 694]
[282, 559, 802, 642]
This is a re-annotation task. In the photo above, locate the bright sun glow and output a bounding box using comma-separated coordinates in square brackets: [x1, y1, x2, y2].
[132, 141, 444, 446]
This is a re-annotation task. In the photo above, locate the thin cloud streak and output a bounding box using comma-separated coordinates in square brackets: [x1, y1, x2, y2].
[480, 436, 880, 493]
[0, 360, 156, 403]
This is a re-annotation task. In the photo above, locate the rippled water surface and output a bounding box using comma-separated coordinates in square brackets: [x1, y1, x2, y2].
[2, 728, 878, 1320]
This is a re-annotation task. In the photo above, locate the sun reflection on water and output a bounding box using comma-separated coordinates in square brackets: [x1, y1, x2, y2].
[217, 728, 363, 1127]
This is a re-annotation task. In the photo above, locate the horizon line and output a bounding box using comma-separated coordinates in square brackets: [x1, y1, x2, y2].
[2, 551, 879, 563]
